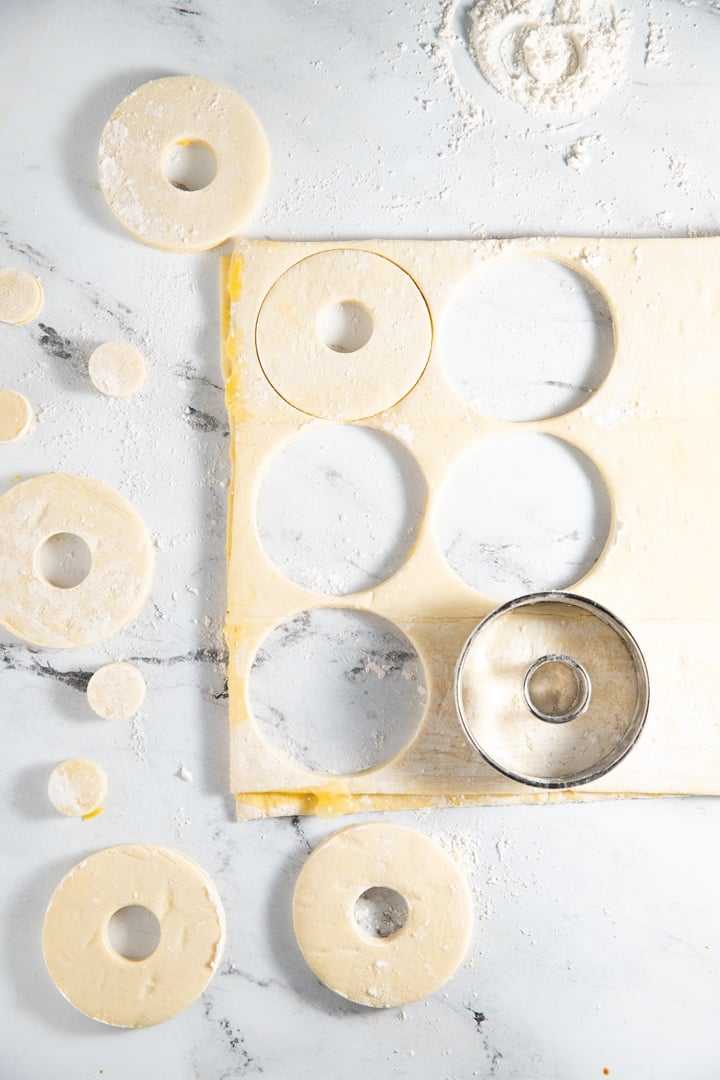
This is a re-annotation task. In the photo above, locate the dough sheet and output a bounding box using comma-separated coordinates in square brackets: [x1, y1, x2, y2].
[222, 237, 720, 818]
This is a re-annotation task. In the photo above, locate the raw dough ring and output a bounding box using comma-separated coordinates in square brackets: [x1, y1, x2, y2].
[98, 75, 269, 252]
[255, 249, 433, 421]
[0, 473, 154, 648]
[43, 844, 226, 1028]
[292, 823, 472, 1007]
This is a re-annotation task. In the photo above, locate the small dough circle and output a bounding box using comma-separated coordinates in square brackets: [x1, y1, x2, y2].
[293, 823, 472, 1007]
[43, 844, 226, 1027]
[48, 758, 108, 816]
[0, 473, 154, 648]
[87, 662, 146, 720]
[98, 75, 269, 252]
[89, 340, 146, 398]
[0, 268, 44, 324]
[0, 389, 32, 442]
[256, 249, 433, 421]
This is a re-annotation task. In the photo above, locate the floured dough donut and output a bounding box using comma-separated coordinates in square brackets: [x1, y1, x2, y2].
[98, 75, 269, 251]
[87, 662, 146, 720]
[89, 340, 146, 397]
[0, 268, 44, 324]
[0, 389, 32, 441]
[48, 758, 108, 816]
[43, 844, 226, 1027]
[255, 248, 432, 421]
[293, 823, 472, 1007]
[0, 473, 154, 648]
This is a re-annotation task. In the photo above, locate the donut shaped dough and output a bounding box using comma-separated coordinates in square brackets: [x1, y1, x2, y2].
[256, 249, 433, 421]
[0, 268, 44, 324]
[0, 473, 154, 648]
[293, 823, 472, 1007]
[0, 389, 32, 442]
[43, 844, 226, 1027]
[89, 340, 146, 398]
[98, 75, 269, 252]
[87, 662, 146, 720]
[48, 758, 108, 816]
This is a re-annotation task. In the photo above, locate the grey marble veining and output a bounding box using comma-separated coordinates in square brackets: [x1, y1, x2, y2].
[2, 1, 720, 1078]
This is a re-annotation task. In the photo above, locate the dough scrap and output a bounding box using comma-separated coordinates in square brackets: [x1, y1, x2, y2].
[293, 823, 472, 1007]
[89, 340, 146, 398]
[0, 473, 154, 648]
[0, 268, 44, 324]
[98, 75, 269, 252]
[0, 389, 32, 442]
[48, 758, 107, 816]
[42, 844, 226, 1027]
[87, 662, 146, 720]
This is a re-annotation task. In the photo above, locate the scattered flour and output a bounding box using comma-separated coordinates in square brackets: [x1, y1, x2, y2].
[563, 133, 602, 172]
[645, 16, 670, 66]
[468, 0, 631, 115]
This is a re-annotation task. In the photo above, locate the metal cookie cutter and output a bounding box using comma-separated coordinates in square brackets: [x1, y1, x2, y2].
[455, 592, 650, 789]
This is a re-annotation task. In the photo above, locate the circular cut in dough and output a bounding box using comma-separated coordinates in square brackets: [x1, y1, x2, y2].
[87, 662, 146, 720]
[0, 473, 154, 648]
[0, 268, 44, 324]
[293, 823, 472, 1007]
[48, 758, 108, 816]
[0, 389, 32, 442]
[89, 340, 147, 398]
[255, 249, 433, 421]
[43, 844, 226, 1027]
[98, 75, 269, 252]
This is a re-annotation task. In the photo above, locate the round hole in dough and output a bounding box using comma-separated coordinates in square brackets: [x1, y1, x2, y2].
[255, 424, 427, 596]
[293, 823, 472, 1007]
[107, 905, 162, 960]
[48, 758, 108, 816]
[0, 389, 32, 442]
[434, 433, 612, 601]
[162, 139, 217, 191]
[255, 249, 432, 421]
[0, 473, 154, 648]
[0, 267, 44, 324]
[316, 300, 373, 353]
[89, 340, 147, 398]
[353, 886, 409, 939]
[98, 75, 269, 252]
[37, 532, 92, 590]
[248, 608, 427, 775]
[42, 844, 226, 1027]
[440, 257, 614, 421]
[87, 661, 146, 721]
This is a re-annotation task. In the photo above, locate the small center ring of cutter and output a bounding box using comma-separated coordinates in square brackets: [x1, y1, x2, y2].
[522, 653, 591, 724]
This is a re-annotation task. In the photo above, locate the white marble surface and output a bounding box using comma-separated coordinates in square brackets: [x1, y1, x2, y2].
[2, 1, 720, 1076]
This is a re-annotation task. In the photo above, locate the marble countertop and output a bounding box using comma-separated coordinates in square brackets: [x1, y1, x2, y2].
[2, 1, 720, 1077]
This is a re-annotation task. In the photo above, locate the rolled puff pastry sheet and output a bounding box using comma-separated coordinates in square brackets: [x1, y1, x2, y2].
[0, 473, 154, 648]
[42, 844, 226, 1028]
[292, 823, 473, 1007]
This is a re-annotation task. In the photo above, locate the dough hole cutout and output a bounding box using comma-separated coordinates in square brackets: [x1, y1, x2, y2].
[256, 425, 427, 596]
[37, 532, 92, 590]
[256, 248, 432, 421]
[89, 340, 147, 398]
[0, 389, 32, 442]
[317, 301, 373, 353]
[0, 267, 44, 324]
[108, 906, 162, 961]
[440, 257, 614, 421]
[249, 608, 426, 774]
[354, 887, 409, 939]
[163, 140, 217, 192]
[48, 758, 107, 817]
[435, 434, 612, 600]
[87, 662, 146, 721]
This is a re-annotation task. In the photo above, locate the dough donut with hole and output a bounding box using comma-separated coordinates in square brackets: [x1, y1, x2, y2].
[255, 248, 432, 421]
[43, 844, 226, 1027]
[98, 75, 269, 252]
[293, 823, 472, 1007]
[0, 473, 154, 648]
